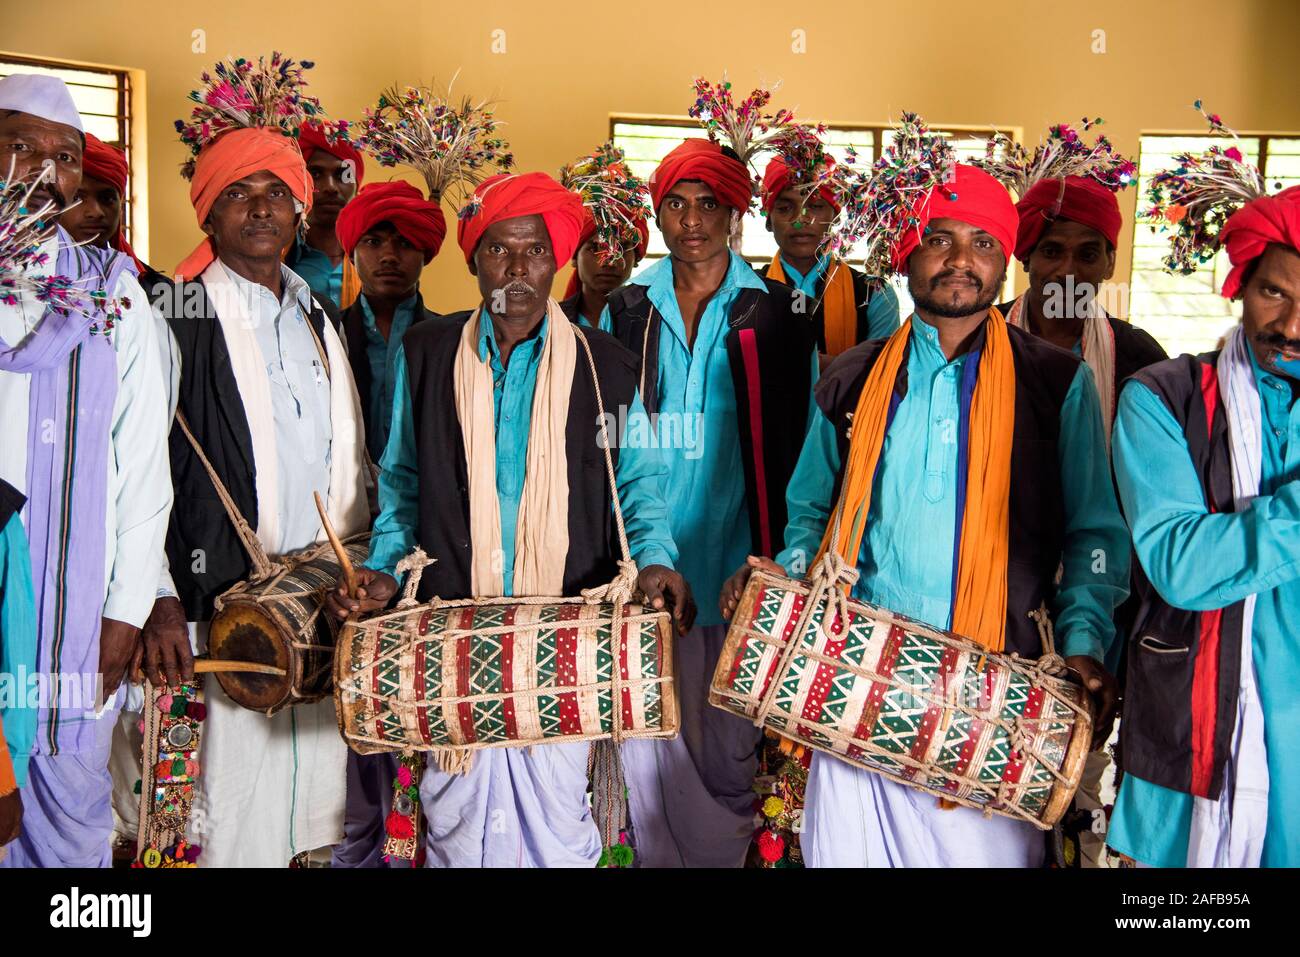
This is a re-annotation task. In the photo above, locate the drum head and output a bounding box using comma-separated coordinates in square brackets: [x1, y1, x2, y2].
[208, 602, 293, 713]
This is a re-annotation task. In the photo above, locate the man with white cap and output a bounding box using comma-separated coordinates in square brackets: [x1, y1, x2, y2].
[0, 74, 172, 867]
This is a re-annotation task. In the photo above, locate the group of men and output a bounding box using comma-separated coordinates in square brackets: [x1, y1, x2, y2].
[0, 67, 1297, 870]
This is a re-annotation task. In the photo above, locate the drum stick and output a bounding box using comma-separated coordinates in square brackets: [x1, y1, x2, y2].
[194, 659, 287, 677]
[315, 490, 358, 599]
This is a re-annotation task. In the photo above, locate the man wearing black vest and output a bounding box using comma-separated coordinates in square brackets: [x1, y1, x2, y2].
[1106, 186, 1300, 868]
[600, 138, 817, 868]
[141, 124, 369, 866]
[723, 164, 1130, 867]
[325, 171, 691, 868]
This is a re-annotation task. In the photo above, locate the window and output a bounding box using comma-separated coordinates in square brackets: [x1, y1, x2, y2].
[0, 55, 137, 245]
[1130, 132, 1300, 357]
[611, 117, 1013, 316]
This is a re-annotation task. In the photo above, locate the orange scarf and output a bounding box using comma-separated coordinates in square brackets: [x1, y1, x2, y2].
[766, 256, 858, 356]
[0, 713, 15, 797]
[815, 308, 1016, 651]
[340, 256, 362, 310]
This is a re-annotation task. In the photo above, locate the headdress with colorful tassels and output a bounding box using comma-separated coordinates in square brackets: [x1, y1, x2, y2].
[0, 158, 128, 334]
[688, 74, 803, 196]
[973, 117, 1136, 200]
[559, 142, 651, 265]
[357, 80, 513, 211]
[824, 111, 958, 278]
[174, 52, 324, 180]
[764, 122, 836, 215]
[1145, 101, 1271, 276]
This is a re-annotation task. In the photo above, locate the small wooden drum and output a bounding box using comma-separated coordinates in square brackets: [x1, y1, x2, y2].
[209, 534, 370, 715]
[711, 569, 1092, 829]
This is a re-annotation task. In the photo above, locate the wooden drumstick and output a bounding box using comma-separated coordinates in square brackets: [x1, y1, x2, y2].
[314, 490, 358, 599]
[194, 659, 287, 677]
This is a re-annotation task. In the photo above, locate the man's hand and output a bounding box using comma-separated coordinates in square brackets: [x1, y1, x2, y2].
[1066, 654, 1119, 751]
[0, 790, 21, 847]
[636, 565, 696, 636]
[325, 568, 399, 621]
[99, 617, 141, 706]
[139, 596, 193, 689]
[719, 555, 785, 621]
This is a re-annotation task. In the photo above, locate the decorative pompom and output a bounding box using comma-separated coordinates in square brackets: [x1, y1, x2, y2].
[385, 809, 414, 841]
[756, 830, 785, 863]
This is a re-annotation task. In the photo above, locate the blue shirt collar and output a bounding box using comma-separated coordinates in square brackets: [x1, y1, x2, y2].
[630, 250, 767, 297]
[360, 293, 418, 331]
[779, 253, 830, 288]
[477, 306, 550, 369]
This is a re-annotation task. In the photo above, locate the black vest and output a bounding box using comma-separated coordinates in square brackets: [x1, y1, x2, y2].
[1119, 352, 1245, 800]
[400, 312, 641, 602]
[0, 480, 22, 540]
[605, 277, 815, 558]
[815, 323, 1081, 658]
[160, 278, 334, 622]
[757, 261, 885, 352]
[338, 293, 439, 443]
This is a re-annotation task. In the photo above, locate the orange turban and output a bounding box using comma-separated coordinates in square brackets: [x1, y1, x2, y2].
[648, 139, 753, 213]
[174, 128, 312, 280]
[456, 172, 585, 266]
[892, 164, 1018, 274]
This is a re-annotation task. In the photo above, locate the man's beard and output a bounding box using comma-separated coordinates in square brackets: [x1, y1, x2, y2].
[909, 269, 1001, 319]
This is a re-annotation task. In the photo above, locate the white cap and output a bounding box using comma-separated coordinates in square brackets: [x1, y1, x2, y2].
[0, 74, 83, 132]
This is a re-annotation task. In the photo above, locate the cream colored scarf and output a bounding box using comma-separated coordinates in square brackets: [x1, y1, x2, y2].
[453, 298, 576, 597]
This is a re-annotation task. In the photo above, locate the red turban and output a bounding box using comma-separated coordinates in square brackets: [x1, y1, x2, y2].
[1218, 185, 1300, 299]
[561, 211, 650, 299]
[298, 121, 365, 187]
[80, 132, 144, 271]
[892, 164, 1018, 274]
[456, 172, 585, 266]
[760, 155, 839, 214]
[648, 139, 753, 213]
[1014, 175, 1122, 263]
[336, 181, 446, 264]
[175, 127, 313, 280]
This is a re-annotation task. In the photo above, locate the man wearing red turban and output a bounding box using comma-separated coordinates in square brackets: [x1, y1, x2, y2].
[59, 133, 154, 278]
[758, 155, 899, 366]
[1108, 185, 1300, 870]
[558, 212, 649, 326]
[285, 122, 367, 308]
[604, 140, 818, 868]
[144, 122, 368, 867]
[325, 170, 691, 868]
[722, 161, 1129, 868]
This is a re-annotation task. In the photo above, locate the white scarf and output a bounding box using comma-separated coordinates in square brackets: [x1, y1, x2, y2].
[453, 299, 575, 597]
[1186, 323, 1269, 867]
[1006, 293, 1117, 446]
[201, 259, 368, 551]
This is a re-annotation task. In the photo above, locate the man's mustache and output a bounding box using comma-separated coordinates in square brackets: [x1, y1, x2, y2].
[1257, 331, 1300, 353]
[501, 280, 538, 296]
[930, 269, 983, 290]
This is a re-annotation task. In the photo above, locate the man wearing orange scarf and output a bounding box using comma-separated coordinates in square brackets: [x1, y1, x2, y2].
[722, 164, 1130, 867]
[759, 156, 899, 366]
[285, 122, 366, 308]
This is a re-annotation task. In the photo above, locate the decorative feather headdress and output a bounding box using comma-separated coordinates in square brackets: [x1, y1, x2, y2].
[973, 117, 1136, 199]
[559, 142, 651, 264]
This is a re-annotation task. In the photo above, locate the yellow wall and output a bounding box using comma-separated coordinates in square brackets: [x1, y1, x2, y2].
[6, 0, 1299, 310]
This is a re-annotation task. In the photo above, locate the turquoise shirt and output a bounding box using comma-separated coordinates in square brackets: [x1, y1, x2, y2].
[365, 309, 678, 595]
[0, 510, 37, 789]
[779, 255, 901, 342]
[1108, 348, 1300, 868]
[286, 238, 344, 307]
[775, 314, 1129, 662]
[600, 251, 818, 627]
[358, 294, 419, 462]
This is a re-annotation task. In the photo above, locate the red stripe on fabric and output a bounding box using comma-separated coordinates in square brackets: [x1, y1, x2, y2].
[904, 648, 960, 781]
[1001, 687, 1045, 788]
[738, 329, 773, 556]
[796, 608, 846, 739]
[619, 615, 634, 733]
[501, 606, 518, 741]
[556, 605, 583, 735]
[1190, 361, 1223, 798]
[1200, 360, 1220, 439]
[455, 608, 477, 744]
[847, 623, 906, 760]
[756, 593, 806, 700]
[414, 611, 433, 745]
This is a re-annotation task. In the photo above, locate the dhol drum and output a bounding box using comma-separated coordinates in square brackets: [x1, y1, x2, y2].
[712, 569, 1092, 829]
[209, 534, 370, 714]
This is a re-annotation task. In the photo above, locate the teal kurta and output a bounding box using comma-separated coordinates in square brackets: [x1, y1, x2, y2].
[365, 309, 677, 593]
[779, 254, 901, 342]
[356, 294, 418, 462]
[600, 252, 819, 627]
[1108, 348, 1300, 868]
[286, 238, 344, 307]
[0, 510, 37, 789]
[774, 314, 1130, 661]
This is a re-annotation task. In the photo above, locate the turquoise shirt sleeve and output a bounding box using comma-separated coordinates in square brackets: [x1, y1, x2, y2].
[866, 283, 902, 340]
[364, 344, 420, 581]
[613, 391, 678, 571]
[1, 512, 37, 788]
[775, 408, 840, 579]
[1053, 363, 1131, 664]
[1114, 379, 1300, 609]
